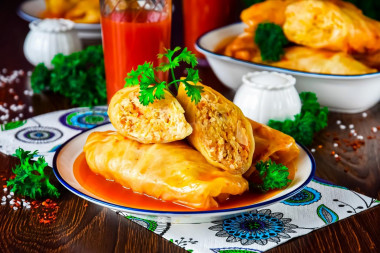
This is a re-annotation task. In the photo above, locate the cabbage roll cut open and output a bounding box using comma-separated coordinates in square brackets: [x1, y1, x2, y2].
[84, 131, 249, 209]
[108, 86, 192, 143]
[177, 82, 255, 175]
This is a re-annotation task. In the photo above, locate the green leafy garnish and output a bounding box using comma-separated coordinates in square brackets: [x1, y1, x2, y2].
[255, 22, 289, 62]
[7, 148, 60, 199]
[268, 92, 328, 146]
[125, 47, 204, 106]
[31, 63, 51, 93]
[31, 45, 107, 107]
[251, 159, 291, 193]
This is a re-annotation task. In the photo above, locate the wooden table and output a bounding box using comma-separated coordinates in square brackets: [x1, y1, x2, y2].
[0, 1, 379, 252]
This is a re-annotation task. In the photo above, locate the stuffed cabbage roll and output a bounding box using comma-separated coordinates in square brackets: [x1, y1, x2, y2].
[224, 32, 261, 62]
[177, 82, 255, 175]
[270, 46, 376, 75]
[244, 119, 299, 180]
[283, 0, 380, 54]
[224, 35, 376, 75]
[108, 86, 192, 144]
[240, 0, 298, 33]
[84, 131, 249, 209]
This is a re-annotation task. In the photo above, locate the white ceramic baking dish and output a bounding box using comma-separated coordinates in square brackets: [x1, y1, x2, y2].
[196, 23, 380, 113]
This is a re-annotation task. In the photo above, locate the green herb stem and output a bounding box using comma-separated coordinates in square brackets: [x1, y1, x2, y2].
[125, 47, 203, 105]
[170, 68, 178, 90]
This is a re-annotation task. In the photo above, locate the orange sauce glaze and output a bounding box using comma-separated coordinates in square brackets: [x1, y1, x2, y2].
[74, 152, 290, 211]
[214, 36, 237, 55]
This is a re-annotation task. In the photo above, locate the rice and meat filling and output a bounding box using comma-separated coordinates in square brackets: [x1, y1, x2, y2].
[196, 93, 250, 171]
[117, 90, 192, 143]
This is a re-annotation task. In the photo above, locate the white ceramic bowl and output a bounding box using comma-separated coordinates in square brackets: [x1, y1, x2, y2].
[18, 0, 101, 41]
[196, 22, 380, 113]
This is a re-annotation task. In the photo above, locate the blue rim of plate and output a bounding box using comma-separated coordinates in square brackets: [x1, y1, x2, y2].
[52, 122, 316, 215]
[195, 22, 380, 79]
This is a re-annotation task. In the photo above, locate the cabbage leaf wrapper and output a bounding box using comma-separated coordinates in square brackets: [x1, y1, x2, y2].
[177, 82, 255, 175]
[84, 131, 249, 209]
[244, 119, 300, 181]
[224, 33, 376, 75]
[241, 0, 297, 33]
[283, 0, 380, 54]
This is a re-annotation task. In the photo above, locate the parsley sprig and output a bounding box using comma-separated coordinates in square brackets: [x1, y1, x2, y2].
[7, 148, 60, 199]
[268, 92, 328, 146]
[31, 45, 107, 107]
[255, 22, 289, 62]
[125, 47, 204, 106]
[250, 159, 291, 193]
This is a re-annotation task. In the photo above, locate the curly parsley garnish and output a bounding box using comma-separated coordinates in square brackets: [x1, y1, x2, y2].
[31, 45, 107, 107]
[251, 159, 291, 193]
[268, 92, 328, 146]
[7, 148, 60, 199]
[255, 22, 289, 62]
[125, 47, 204, 106]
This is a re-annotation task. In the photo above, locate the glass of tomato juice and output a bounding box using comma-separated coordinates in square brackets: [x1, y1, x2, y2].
[100, 0, 172, 102]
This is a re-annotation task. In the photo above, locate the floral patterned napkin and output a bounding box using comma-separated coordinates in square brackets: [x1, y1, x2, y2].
[0, 107, 378, 253]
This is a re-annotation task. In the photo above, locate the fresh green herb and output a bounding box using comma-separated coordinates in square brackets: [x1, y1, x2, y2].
[125, 47, 204, 106]
[255, 22, 289, 62]
[31, 45, 107, 107]
[250, 159, 291, 193]
[7, 148, 60, 199]
[346, 0, 380, 21]
[31, 63, 51, 93]
[0, 120, 27, 131]
[268, 92, 328, 146]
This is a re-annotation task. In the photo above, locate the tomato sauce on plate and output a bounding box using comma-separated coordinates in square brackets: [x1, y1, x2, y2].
[73, 152, 288, 211]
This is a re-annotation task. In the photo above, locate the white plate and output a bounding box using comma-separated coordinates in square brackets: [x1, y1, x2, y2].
[53, 123, 315, 224]
[196, 22, 380, 113]
[17, 0, 102, 40]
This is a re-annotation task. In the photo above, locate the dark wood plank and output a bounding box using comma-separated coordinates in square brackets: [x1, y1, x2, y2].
[0, 152, 184, 253]
[312, 106, 380, 199]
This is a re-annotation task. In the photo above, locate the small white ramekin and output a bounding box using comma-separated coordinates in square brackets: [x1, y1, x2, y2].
[234, 71, 301, 124]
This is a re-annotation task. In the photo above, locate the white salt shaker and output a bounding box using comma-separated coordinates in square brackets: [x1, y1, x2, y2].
[23, 19, 82, 69]
[233, 71, 301, 124]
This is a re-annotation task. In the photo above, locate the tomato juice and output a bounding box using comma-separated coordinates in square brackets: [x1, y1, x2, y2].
[101, 10, 171, 102]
